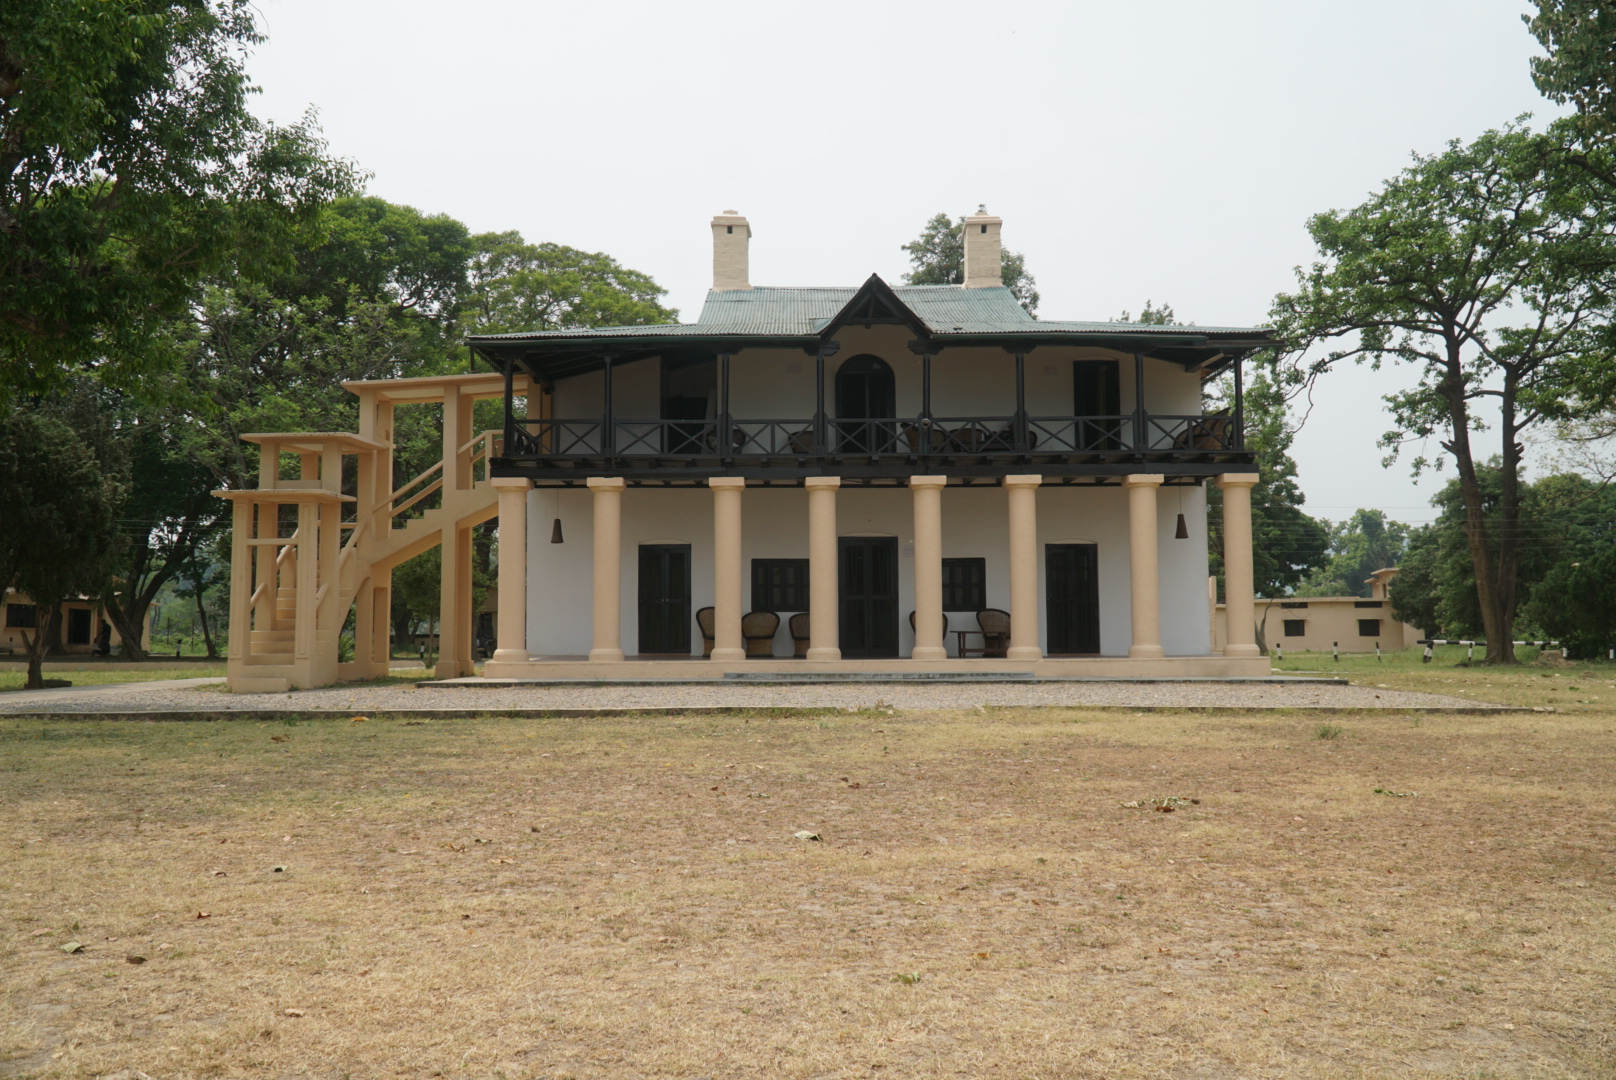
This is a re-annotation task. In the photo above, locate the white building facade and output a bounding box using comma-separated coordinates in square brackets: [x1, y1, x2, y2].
[468, 210, 1274, 677]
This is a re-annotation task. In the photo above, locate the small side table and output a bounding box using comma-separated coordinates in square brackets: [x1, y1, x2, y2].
[955, 630, 988, 658]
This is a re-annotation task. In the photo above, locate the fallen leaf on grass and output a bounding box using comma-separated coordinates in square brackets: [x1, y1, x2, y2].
[30, 927, 52, 937]
[126, 955, 146, 964]
[1121, 801, 1141, 808]
[283, 1008, 304, 1017]
[60, 942, 84, 953]
[489, 857, 514, 865]
[1373, 787, 1417, 797]
[272, 865, 287, 873]
[269, 735, 288, 743]
[195, 911, 211, 919]
[349, 716, 369, 723]
[793, 830, 823, 841]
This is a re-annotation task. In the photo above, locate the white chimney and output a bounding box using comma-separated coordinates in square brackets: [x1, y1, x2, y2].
[961, 206, 1003, 289]
[711, 210, 751, 291]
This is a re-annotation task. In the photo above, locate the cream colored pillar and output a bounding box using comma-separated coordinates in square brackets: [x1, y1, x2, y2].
[709, 477, 746, 661]
[909, 476, 947, 660]
[805, 477, 841, 661]
[1124, 474, 1166, 659]
[1004, 475, 1043, 660]
[587, 477, 625, 662]
[491, 476, 532, 663]
[1218, 473, 1261, 657]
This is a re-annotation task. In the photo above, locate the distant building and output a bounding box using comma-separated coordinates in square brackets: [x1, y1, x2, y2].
[1, 589, 149, 656]
[1211, 567, 1419, 653]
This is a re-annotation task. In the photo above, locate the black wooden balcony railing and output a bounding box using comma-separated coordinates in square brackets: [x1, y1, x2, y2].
[503, 412, 1243, 461]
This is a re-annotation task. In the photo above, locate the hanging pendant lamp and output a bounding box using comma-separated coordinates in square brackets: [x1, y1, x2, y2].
[1173, 484, 1189, 539]
[550, 491, 564, 543]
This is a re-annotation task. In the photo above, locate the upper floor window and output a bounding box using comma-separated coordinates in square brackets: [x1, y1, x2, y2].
[836, 355, 895, 453]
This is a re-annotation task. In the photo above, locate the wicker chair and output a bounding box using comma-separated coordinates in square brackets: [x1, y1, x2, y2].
[789, 612, 811, 658]
[696, 606, 716, 657]
[976, 608, 1011, 658]
[741, 610, 780, 658]
[900, 422, 947, 454]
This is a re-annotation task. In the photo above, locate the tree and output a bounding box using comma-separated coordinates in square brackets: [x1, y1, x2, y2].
[1526, 2, 1616, 157]
[462, 231, 678, 338]
[900, 212, 1040, 314]
[1294, 510, 1410, 597]
[0, 0, 358, 403]
[1115, 301, 1178, 325]
[1269, 124, 1616, 663]
[0, 410, 122, 688]
[1521, 472, 1616, 655]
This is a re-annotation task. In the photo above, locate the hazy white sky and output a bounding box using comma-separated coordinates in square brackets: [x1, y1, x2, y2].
[246, 0, 1563, 526]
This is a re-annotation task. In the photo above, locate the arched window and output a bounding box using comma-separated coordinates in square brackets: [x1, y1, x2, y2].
[834, 355, 895, 453]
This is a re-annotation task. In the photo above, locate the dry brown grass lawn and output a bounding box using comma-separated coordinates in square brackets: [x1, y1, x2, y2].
[2, 700, 1612, 1079]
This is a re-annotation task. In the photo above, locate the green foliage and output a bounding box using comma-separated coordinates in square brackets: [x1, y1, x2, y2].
[1388, 466, 1612, 647]
[1268, 123, 1616, 662]
[0, 408, 122, 687]
[0, 0, 359, 403]
[1294, 510, 1409, 597]
[1114, 301, 1177, 325]
[900, 211, 1040, 314]
[463, 231, 678, 338]
[1520, 474, 1616, 655]
[1526, 2, 1616, 145]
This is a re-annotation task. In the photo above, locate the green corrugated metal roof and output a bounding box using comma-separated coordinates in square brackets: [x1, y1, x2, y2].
[469, 281, 1269, 343]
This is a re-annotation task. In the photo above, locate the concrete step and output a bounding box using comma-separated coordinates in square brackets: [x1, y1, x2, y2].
[251, 629, 294, 643]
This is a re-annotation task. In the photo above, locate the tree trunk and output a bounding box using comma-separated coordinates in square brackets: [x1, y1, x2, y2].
[101, 594, 148, 662]
[21, 607, 59, 690]
[1442, 343, 1516, 664]
[189, 566, 219, 660]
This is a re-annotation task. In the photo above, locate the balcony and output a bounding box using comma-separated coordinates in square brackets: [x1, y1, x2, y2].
[496, 410, 1250, 483]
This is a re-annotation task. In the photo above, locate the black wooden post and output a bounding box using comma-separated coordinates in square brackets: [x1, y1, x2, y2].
[1132, 349, 1147, 451]
[719, 352, 732, 459]
[501, 355, 514, 454]
[1014, 349, 1028, 452]
[1233, 354, 1245, 451]
[812, 342, 839, 455]
[601, 353, 615, 456]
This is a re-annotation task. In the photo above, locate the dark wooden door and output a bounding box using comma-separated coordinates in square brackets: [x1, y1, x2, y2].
[1073, 359, 1122, 450]
[67, 608, 92, 646]
[835, 355, 896, 453]
[839, 536, 899, 658]
[638, 544, 691, 654]
[1046, 543, 1100, 655]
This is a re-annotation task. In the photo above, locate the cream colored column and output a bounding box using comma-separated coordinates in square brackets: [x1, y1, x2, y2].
[909, 476, 947, 660]
[709, 477, 746, 662]
[805, 477, 841, 661]
[1218, 473, 1261, 657]
[491, 477, 532, 663]
[1004, 475, 1043, 661]
[587, 477, 625, 662]
[1124, 474, 1166, 659]
[434, 519, 465, 678]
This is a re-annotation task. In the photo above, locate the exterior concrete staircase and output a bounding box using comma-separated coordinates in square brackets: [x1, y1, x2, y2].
[216, 373, 521, 693]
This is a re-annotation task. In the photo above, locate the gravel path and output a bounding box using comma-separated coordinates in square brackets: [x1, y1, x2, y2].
[0, 678, 1502, 714]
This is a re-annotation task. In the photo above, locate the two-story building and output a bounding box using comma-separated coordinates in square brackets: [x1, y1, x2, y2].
[469, 210, 1273, 677]
[214, 209, 1275, 692]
